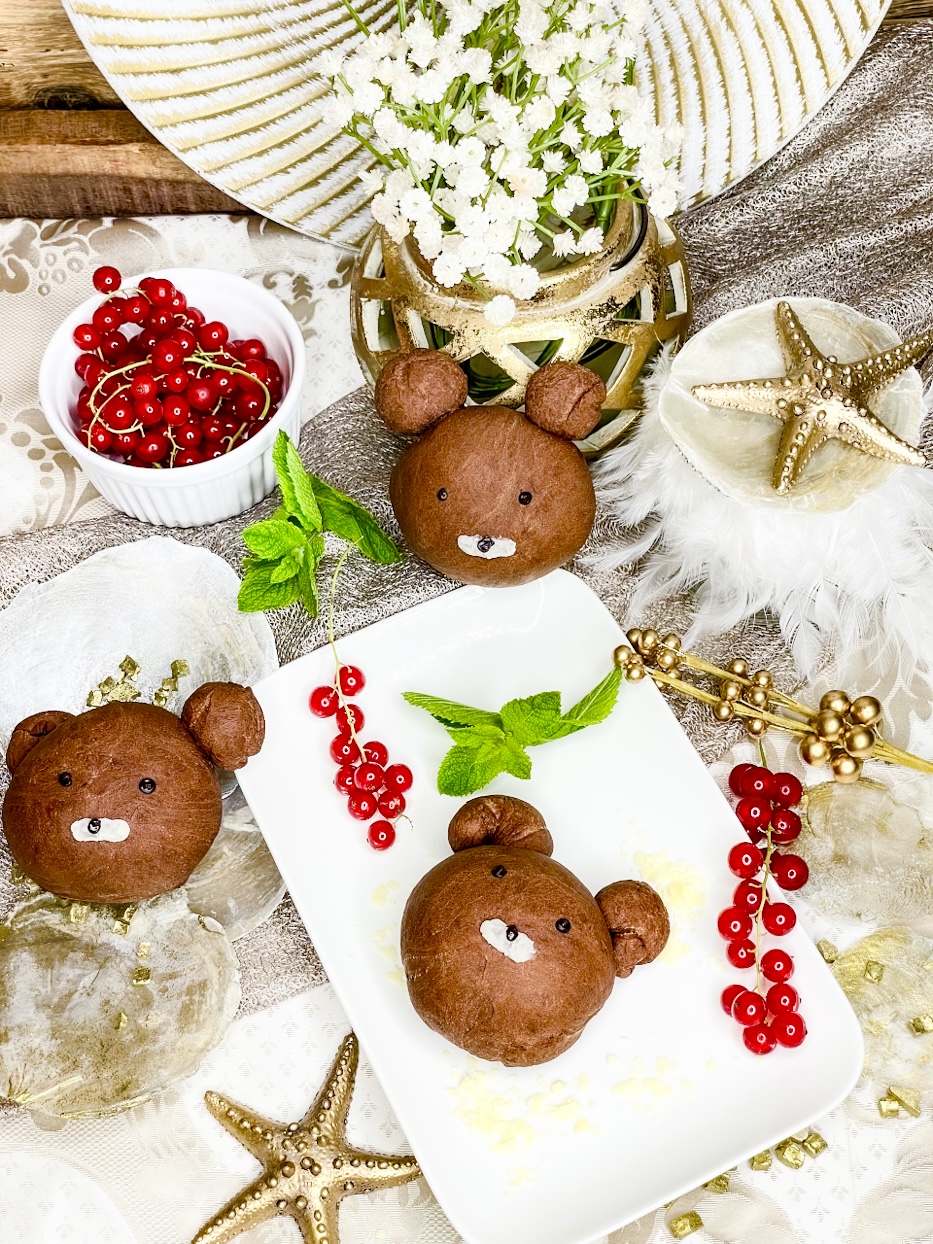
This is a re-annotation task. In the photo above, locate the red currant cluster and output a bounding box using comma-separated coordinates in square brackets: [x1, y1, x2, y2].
[720, 763, 809, 1055]
[309, 664, 412, 850]
[71, 266, 283, 467]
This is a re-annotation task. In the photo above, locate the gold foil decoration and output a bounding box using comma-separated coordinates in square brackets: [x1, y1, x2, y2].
[775, 1139, 807, 1169]
[114, 1013, 127, 1031]
[888, 1086, 921, 1117]
[878, 1095, 900, 1118]
[350, 205, 692, 454]
[692, 301, 930, 494]
[909, 1015, 933, 1035]
[87, 655, 190, 709]
[668, 1211, 703, 1239]
[704, 1173, 730, 1193]
[818, 940, 839, 963]
[749, 1151, 772, 1171]
[153, 659, 191, 708]
[193, 1034, 420, 1244]
[802, 1133, 828, 1158]
[864, 961, 885, 983]
[137, 942, 151, 960]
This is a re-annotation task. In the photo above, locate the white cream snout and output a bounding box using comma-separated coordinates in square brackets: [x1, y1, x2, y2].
[458, 535, 517, 560]
[480, 918, 536, 963]
[70, 817, 130, 843]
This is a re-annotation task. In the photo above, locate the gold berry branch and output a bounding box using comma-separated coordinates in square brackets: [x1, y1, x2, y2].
[613, 627, 933, 784]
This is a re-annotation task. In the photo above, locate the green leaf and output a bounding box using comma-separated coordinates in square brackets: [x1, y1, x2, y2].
[309, 473, 401, 565]
[436, 740, 513, 797]
[500, 691, 562, 746]
[269, 546, 304, 582]
[445, 723, 507, 747]
[296, 556, 319, 618]
[272, 431, 322, 532]
[551, 668, 623, 738]
[498, 736, 533, 781]
[237, 562, 302, 613]
[403, 691, 503, 731]
[241, 518, 305, 560]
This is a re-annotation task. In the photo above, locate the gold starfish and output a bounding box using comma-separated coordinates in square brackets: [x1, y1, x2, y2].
[193, 1034, 420, 1244]
[692, 300, 932, 494]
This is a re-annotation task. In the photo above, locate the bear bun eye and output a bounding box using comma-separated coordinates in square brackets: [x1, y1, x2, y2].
[555, 918, 571, 933]
[437, 488, 448, 501]
[518, 491, 532, 505]
[139, 778, 157, 794]
[491, 864, 507, 878]
[58, 772, 73, 788]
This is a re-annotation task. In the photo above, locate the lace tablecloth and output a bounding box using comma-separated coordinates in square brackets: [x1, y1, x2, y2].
[3, 18, 933, 1244]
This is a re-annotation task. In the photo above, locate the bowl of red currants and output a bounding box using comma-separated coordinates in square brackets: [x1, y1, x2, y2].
[39, 266, 306, 527]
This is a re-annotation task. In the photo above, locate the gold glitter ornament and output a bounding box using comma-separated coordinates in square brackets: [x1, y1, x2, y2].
[909, 1015, 933, 1035]
[849, 695, 883, 727]
[625, 628, 643, 648]
[613, 645, 634, 668]
[820, 690, 851, 715]
[194, 1034, 420, 1244]
[662, 633, 682, 650]
[656, 648, 680, 672]
[752, 670, 773, 689]
[691, 301, 931, 494]
[864, 961, 885, 983]
[640, 628, 661, 653]
[625, 663, 647, 682]
[818, 940, 839, 963]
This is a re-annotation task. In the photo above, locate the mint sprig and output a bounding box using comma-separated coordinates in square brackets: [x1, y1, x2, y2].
[403, 668, 623, 796]
[238, 431, 401, 617]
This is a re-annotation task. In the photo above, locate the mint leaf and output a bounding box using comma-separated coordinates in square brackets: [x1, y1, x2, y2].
[551, 668, 623, 738]
[446, 723, 507, 747]
[270, 546, 303, 582]
[237, 562, 302, 612]
[499, 736, 533, 780]
[242, 518, 305, 560]
[296, 555, 319, 617]
[272, 431, 322, 532]
[437, 740, 512, 797]
[500, 691, 562, 746]
[309, 473, 401, 565]
[403, 692, 503, 731]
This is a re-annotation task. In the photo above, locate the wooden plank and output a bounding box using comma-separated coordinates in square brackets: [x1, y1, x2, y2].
[0, 0, 118, 108]
[887, 0, 933, 17]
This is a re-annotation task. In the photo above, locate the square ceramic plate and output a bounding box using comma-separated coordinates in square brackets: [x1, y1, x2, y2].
[237, 570, 863, 1244]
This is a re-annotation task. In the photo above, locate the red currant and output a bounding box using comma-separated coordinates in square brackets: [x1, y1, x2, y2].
[130, 373, 158, 401]
[377, 790, 405, 819]
[123, 294, 150, 323]
[733, 880, 763, 914]
[717, 906, 753, 941]
[152, 338, 185, 371]
[100, 332, 127, 361]
[726, 939, 756, 969]
[728, 842, 763, 879]
[364, 741, 389, 766]
[113, 430, 140, 456]
[213, 371, 238, 398]
[309, 686, 339, 717]
[75, 352, 98, 379]
[762, 902, 796, 936]
[337, 665, 366, 696]
[335, 704, 364, 735]
[721, 984, 745, 1016]
[134, 397, 164, 428]
[731, 989, 767, 1026]
[728, 763, 756, 796]
[174, 422, 203, 450]
[171, 327, 197, 355]
[348, 791, 378, 821]
[384, 764, 413, 793]
[145, 308, 175, 336]
[187, 378, 217, 411]
[139, 276, 175, 306]
[353, 763, 385, 792]
[136, 432, 170, 463]
[238, 337, 267, 360]
[102, 397, 135, 431]
[73, 322, 102, 350]
[85, 424, 113, 452]
[761, 948, 794, 983]
[92, 265, 122, 293]
[92, 304, 123, 333]
[234, 391, 265, 419]
[335, 765, 357, 795]
[175, 448, 203, 466]
[766, 983, 799, 1014]
[772, 1012, 807, 1047]
[186, 306, 206, 328]
[770, 808, 802, 844]
[198, 321, 229, 351]
[368, 820, 396, 850]
[202, 416, 225, 442]
[743, 1023, 777, 1055]
[771, 772, 803, 807]
[169, 289, 188, 312]
[741, 768, 777, 800]
[770, 853, 809, 891]
[163, 396, 191, 427]
[330, 735, 364, 765]
[163, 369, 190, 393]
[736, 797, 771, 833]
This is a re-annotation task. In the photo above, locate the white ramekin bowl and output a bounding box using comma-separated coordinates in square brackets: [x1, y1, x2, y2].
[39, 268, 305, 527]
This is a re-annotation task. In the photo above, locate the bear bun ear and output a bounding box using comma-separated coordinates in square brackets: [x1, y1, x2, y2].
[6, 711, 76, 774]
[524, 361, 605, 441]
[181, 682, 265, 770]
[374, 349, 468, 436]
[595, 879, 670, 979]
[447, 794, 554, 856]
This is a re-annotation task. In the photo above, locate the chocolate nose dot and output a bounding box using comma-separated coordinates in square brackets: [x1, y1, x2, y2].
[88, 818, 101, 835]
[505, 924, 519, 941]
[477, 536, 494, 553]
[491, 864, 507, 878]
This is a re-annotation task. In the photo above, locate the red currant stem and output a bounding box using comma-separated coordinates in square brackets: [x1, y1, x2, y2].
[192, 354, 273, 420]
[87, 359, 148, 416]
[327, 547, 365, 751]
[224, 422, 250, 452]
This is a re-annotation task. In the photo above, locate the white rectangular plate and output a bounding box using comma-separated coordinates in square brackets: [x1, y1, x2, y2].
[237, 570, 863, 1244]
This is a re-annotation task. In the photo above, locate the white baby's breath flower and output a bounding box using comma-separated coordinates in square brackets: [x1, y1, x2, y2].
[399, 186, 433, 221]
[482, 252, 513, 287]
[414, 214, 444, 259]
[582, 107, 613, 138]
[362, 32, 396, 59]
[353, 81, 386, 114]
[515, 1, 548, 43]
[506, 165, 548, 199]
[521, 96, 556, 133]
[525, 43, 562, 75]
[451, 110, 475, 134]
[359, 167, 385, 196]
[560, 122, 584, 150]
[549, 30, 580, 57]
[506, 263, 541, 299]
[551, 229, 578, 257]
[344, 56, 376, 89]
[484, 294, 516, 325]
[551, 173, 588, 215]
[383, 211, 410, 242]
[404, 14, 440, 67]
[578, 148, 604, 174]
[518, 228, 544, 259]
[433, 251, 467, 286]
[413, 69, 447, 103]
[369, 192, 394, 224]
[373, 107, 406, 148]
[545, 75, 572, 106]
[542, 150, 567, 173]
[576, 225, 604, 254]
[566, 2, 592, 32]
[315, 50, 345, 78]
[455, 164, 490, 198]
[385, 167, 415, 199]
[648, 186, 678, 219]
[446, 0, 485, 36]
[459, 47, 493, 83]
[321, 94, 356, 128]
[456, 136, 487, 166]
[582, 29, 613, 61]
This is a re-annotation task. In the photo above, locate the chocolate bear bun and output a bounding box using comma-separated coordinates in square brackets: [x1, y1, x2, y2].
[375, 349, 468, 436]
[390, 406, 596, 588]
[400, 795, 669, 1066]
[2, 683, 264, 904]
